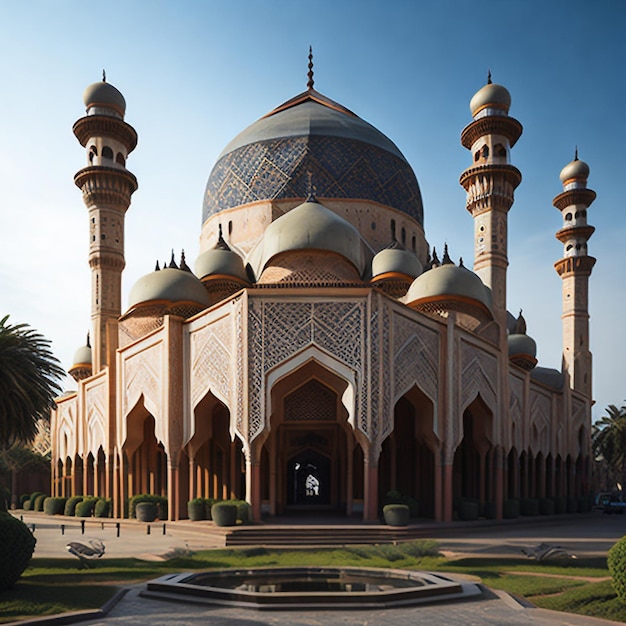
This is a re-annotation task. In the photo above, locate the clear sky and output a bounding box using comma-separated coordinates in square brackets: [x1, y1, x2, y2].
[0, 0, 624, 422]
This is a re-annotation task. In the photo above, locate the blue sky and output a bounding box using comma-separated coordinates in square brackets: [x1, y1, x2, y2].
[0, 0, 624, 420]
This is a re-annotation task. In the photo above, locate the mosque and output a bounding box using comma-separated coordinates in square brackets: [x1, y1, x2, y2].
[51, 55, 596, 522]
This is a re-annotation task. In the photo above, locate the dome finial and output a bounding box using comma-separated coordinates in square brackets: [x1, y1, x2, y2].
[442, 243, 453, 265]
[215, 224, 231, 251]
[431, 246, 440, 267]
[86, 332, 91, 348]
[155, 260, 160, 271]
[180, 249, 191, 272]
[168, 249, 178, 269]
[307, 45, 314, 90]
[487, 69, 492, 84]
[102, 69, 106, 83]
[574, 145, 579, 161]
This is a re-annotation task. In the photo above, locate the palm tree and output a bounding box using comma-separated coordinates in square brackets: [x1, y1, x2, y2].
[593, 403, 626, 493]
[0, 315, 65, 449]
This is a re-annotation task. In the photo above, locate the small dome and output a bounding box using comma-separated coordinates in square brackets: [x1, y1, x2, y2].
[256, 197, 365, 275]
[508, 333, 537, 359]
[371, 244, 422, 279]
[405, 262, 491, 311]
[83, 80, 126, 116]
[128, 267, 210, 310]
[470, 81, 511, 117]
[195, 247, 248, 283]
[71, 344, 92, 369]
[559, 157, 590, 183]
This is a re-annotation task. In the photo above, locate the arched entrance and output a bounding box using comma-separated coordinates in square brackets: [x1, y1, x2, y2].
[262, 359, 361, 516]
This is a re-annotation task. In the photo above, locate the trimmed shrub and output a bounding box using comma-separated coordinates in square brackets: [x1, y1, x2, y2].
[34, 494, 47, 512]
[136, 502, 157, 522]
[383, 504, 410, 526]
[64, 496, 84, 516]
[28, 491, 44, 508]
[43, 497, 67, 516]
[608, 535, 626, 602]
[404, 496, 420, 519]
[94, 499, 111, 519]
[204, 497, 217, 520]
[75, 498, 97, 518]
[129, 494, 167, 520]
[211, 502, 238, 527]
[458, 499, 479, 521]
[229, 499, 251, 524]
[0, 512, 36, 590]
[539, 497, 555, 515]
[503, 498, 520, 519]
[188, 498, 206, 521]
[520, 498, 539, 516]
[23, 499, 32, 511]
[19, 494, 30, 508]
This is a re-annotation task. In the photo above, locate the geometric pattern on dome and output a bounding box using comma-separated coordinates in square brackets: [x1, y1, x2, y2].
[203, 135, 423, 224]
[285, 379, 336, 421]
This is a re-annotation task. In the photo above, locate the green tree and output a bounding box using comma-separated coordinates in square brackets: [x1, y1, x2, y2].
[593, 403, 626, 492]
[0, 315, 64, 448]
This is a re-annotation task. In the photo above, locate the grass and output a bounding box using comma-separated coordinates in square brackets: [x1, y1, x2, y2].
[2, 543, 625, 624]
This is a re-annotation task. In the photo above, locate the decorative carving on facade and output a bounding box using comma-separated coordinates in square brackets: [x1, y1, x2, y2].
[530, 391, 551, 454]
[122, 343, 162, 422]
[461, 343, 497, 412]
[285, 380, 336, 421]
[508, 374, 524, 449]
[85, 379, 107, 453]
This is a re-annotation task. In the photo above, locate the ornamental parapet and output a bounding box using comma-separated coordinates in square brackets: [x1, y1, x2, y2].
[554, 255, 596, 277]
[73, 115, 138, 152]
[75, 166, 138, 208]
[555, 225, 595, 244]
[461, 116, 523, 149]
[459, 164, 522, 191]
[552, 188, 596, 211]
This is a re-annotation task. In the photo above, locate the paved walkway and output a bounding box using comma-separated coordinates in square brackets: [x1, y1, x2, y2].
[11, 511, 626, 625]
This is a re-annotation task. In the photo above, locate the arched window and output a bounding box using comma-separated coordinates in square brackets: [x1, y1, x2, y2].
[116, 152, 125, 165]
[411, 235, 416, 251]
[481, 145, 489, 159]
[102, 146, 113, 159]
[401, 227, 406, 245]
[391, 219, 396, 240]
[565, 212, 572, 221]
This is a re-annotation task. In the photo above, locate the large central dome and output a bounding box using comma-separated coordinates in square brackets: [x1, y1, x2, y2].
[203, 88, 424, 225]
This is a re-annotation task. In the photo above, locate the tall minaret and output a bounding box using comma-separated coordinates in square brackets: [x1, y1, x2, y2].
[73, 74, 138, 373]
[553, 153, 596, 397]
[459, 75, 523, 326]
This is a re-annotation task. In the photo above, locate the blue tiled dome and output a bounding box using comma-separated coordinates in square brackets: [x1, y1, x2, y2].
[203, 89, 424, 225]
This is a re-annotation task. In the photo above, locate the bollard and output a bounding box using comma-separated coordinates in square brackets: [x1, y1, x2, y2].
[163, 523, 166, 535]
[81, 520, 85, 535]
[147, 525, 150, 535]
[116, 522, 120, 537]
[20, 515, 23, 522]
[30, 524, 35, 533]
[61, 524, 65, 535]
[101, 522, 104, 530]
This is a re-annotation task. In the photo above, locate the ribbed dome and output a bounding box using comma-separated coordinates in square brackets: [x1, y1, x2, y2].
[371, 244, 422, 279]
[195, 247, 248, 282]
[71, 344, 92, 369]
[559, 157, 590, 183]
[470, 81, 511, 117]
[405, 262, 491, 311]
[203, 89, 423, 224]
[256, 197, 365, 275]
[128, 267, 210, 309]
[83, 80, 126, 116]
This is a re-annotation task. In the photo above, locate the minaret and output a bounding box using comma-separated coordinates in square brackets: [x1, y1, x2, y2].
[553, 153, 596, 397]
[73, 73, 138, 373]
[459, 74, 523, 325]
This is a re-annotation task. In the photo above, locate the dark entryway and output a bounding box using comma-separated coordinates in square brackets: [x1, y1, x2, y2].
[287, 449, 331, 506]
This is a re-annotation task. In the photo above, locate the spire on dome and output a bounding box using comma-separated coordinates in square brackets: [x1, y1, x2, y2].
[155, 260, 160, 271]
[180, 250, 191, 272]
[431, 247, 440, 268]
[307, 46, 314, 90]
[442, 243, 453, 265]
[514, 309, 527, 335]
[215, 224, 231, 251]
[102, 69, 106, 82]
[168, 250, 178, 269]
[487, 69, 492, 84]
[86, 332, 91, 348]
[574, 145, 579, 161]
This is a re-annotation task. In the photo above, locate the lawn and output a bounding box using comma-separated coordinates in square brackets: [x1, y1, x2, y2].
[1, 543, 625, 623]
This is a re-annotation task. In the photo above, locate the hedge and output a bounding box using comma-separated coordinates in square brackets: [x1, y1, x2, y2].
[129, 494, 167, 520]
[64, 496, 84, 517]
[608, 535, 626, 602]
[43, 497, 67, 516]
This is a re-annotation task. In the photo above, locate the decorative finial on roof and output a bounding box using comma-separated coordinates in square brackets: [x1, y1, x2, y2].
[431, 247, 440, 267]
[102, 69, 106, 83]
[514, 309, 527, 335]
[574, 145, 579, 161]
[168, 249, 178, 269]
[179, 249, 191, 272]
[442, 243, 453, 265]
[215, 224, 231, 251]
[86, 332, 91, 348]
[307, 46, 314, 90]
[155, 260, 160, 271]
[487, 69, 492, 84]
[459, 256, 464, 267]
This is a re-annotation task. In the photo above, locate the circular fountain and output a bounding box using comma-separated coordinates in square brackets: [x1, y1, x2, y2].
[142, 566, 481, 609]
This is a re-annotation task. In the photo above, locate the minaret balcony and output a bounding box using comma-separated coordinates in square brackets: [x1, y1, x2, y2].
[461, 116, 523, 149]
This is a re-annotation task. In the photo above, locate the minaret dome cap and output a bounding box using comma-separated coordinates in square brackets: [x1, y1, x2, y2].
[83, 80, 126, 116]
[559, 157, 590, 183]
[470, 81, 511, 117]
